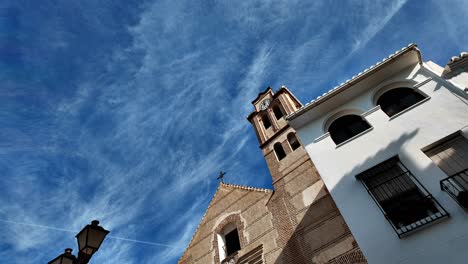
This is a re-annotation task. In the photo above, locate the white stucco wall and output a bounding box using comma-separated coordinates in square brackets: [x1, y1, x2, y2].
[449, 71, 468, 92]
[293, 63, 468, 264]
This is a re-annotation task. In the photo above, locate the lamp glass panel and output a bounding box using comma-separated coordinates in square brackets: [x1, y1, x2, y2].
[48, 255, 75, 264]
[87, 227, 108, 249]
[61, 257, 75, 264]
[76, 229, 87, 252]
[82, 247, 95, 255]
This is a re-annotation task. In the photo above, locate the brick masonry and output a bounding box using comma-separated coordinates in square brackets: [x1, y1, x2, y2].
[178, 87, 366, 264]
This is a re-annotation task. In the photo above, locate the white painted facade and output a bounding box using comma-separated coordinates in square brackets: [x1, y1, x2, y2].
[288, 46, 468, 264]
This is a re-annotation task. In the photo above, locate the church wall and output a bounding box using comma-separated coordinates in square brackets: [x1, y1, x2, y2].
[180, 86, 367, 264]
[261, 123, 362, 263]
[448, 71, 468, 92]
[250, 88, 366, 263]
[179, 186, 282, 264]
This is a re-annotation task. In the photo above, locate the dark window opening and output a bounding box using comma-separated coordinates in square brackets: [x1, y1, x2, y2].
[224, 229, 241, 256]
[328, 115, 371, 145]
[377, 88, 425, 117]
[273, 105, 284, 120]
[287, 133, 300, 150]
[359, 157, 448, 237]
[274, 142, 286, 160]
[262, 115, 271, 129]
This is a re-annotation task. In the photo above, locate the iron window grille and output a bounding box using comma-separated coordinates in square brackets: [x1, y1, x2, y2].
[358, 157, 449, 238]
[440, 168, 468, 212]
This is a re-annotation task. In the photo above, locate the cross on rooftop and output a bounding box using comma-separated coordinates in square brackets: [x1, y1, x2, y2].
[217, 171, 226, 183]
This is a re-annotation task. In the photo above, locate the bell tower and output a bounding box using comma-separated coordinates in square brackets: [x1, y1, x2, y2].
[247, 86, 366, 263]
[247, 86, 304, 184]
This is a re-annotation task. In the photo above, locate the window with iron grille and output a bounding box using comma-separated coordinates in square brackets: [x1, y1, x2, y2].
[358, 157, 449, 237]
[424, 133, 468, 212]
[440, 169, 468, 212]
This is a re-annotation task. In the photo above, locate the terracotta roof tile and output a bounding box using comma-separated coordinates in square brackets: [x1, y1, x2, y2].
[220, 182, 272, 193]
[448, 52, 468, 64]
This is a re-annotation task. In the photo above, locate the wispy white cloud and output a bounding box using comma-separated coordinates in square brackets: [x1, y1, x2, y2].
[350, 0, 408, 53]
[1, 1, 466, 263]
[435, 0, 468, 49]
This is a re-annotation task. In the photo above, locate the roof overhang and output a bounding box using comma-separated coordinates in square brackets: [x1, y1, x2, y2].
[287, 44, 422, 129]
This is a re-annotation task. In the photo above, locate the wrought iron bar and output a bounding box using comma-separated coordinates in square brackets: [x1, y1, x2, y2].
[359, 157, 449, 238]
[440, 168, 468, 212]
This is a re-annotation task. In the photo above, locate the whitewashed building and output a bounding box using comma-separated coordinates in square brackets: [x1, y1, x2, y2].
[287, 44, 468, 264]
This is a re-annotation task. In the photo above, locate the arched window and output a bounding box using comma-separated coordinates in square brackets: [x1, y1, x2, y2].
[262, 114, 271, 129]
[287, 133, 300, 150]
[274, 142, 286, 160]
[328, 115, 371, 145]
[217, 223, 241, 261]
[224, 228, 241, 256]
[377, 88, 425, 117]
[272, 105, 284, 120]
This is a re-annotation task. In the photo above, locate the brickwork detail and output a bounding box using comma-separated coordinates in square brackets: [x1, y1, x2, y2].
[267, 179, 308, 263]
[178, 87, 367, 264]
[328, 248, 367, 264]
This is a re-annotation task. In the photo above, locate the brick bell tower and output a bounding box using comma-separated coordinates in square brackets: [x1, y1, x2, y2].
[247, 86, 366, 264]
[247, 86, 303, 184]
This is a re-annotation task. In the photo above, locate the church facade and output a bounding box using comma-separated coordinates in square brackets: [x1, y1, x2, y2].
[178, 43, 467, 264]
[178, 87, 366, 264]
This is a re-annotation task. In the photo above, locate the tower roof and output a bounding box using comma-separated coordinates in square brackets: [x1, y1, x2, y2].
[247, 85, 302, 122]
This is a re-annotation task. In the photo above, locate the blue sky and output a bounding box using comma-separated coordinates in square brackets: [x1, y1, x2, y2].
[0, 0, 467, 263]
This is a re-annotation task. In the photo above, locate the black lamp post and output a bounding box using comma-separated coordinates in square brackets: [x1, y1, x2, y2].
[48, 220, 109, 264]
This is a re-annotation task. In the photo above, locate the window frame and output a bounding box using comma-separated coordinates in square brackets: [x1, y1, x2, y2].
[440, 168, 468, 212]
[358, 156, 449, 238]
[261, 114, 272, 129]
[376, 87, 428, 118]
[423, 132, 468, 212]
[327, 114, 372, 146]
[223, 228, 241, 257]
[273, 142, 286, 161]
[272, 104, 285, 120]
[287, 133, 301, 151]
[217, 223, 242, 262]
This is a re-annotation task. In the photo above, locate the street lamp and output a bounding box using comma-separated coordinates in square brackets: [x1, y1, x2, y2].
[48, 220, 109, 264]
[48, 248, 76, 264]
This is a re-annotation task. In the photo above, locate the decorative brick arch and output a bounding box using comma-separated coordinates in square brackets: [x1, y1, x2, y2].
[212, 213, 247, 263]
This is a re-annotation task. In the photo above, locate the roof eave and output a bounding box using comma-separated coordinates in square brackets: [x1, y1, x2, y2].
[287, 43, 421, 122]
